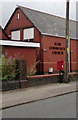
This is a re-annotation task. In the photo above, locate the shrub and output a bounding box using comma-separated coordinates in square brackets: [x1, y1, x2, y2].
[0, 55, 19, 81]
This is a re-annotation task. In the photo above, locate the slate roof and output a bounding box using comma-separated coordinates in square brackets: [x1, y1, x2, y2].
[18, 6, 78, 39]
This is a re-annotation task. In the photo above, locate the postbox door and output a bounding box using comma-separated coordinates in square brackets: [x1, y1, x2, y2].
[57, 61, 64, 70]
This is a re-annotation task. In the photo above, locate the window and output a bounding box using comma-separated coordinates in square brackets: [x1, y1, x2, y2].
[17, 12, 20, 20]
[24, 28, 34, 41]
[11, 30, 20, 40]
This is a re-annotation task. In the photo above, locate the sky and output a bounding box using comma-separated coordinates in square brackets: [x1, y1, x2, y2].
[0, 0, 78, 28]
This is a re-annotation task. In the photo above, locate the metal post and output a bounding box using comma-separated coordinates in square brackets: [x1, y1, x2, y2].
[64, 0, 70, 82]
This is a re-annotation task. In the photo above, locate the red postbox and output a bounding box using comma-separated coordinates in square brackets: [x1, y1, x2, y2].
[57, 61, 64, 70]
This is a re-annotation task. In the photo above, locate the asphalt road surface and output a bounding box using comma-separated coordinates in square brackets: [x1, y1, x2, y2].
[2, 92, 76, 118]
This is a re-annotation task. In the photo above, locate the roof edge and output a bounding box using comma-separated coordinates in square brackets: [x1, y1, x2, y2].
[4, 7, 19, 30]
[41, 33, 78, 40]
[0, 40, 40, 48]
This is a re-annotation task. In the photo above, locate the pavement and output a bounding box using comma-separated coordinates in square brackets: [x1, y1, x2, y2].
[0, 81, 77, 109]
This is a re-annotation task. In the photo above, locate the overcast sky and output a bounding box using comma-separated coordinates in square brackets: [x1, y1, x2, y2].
[0, 0, 78, 28]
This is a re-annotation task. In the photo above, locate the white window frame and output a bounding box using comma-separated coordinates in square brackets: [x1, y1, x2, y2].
[11, 30, 20, 40]
[17, 12, 20, 20]
[23, 28, 34, 41]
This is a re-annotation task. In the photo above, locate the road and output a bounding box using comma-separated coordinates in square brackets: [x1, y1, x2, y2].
[2, 92, 76, 118]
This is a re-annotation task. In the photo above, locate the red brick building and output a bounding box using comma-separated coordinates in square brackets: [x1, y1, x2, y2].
[0, 26, 9, 40]
[1, 6, 78, 74]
